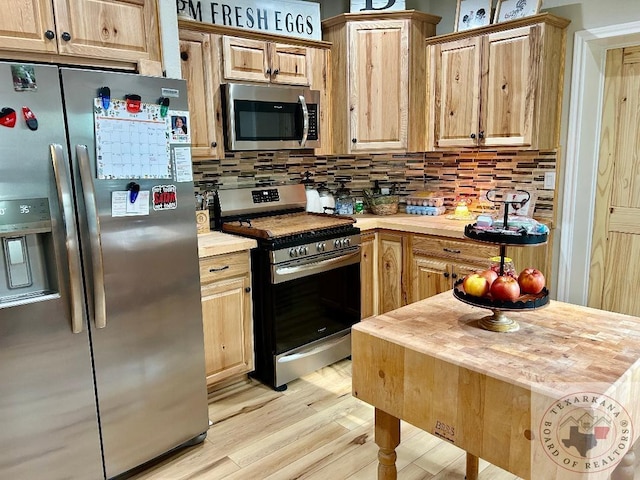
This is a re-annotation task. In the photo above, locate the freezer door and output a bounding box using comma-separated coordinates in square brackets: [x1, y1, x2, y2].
[0, 62, 103, 479]
[59, 68, 208, 478]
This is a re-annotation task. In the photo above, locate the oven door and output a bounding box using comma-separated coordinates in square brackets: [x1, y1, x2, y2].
[270, 247, 361, 356]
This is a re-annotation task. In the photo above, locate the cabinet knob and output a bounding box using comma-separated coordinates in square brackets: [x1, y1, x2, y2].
[470, 133, 476, 139]
[211, 141, 217, 148]
[479, 131, 485, 139]
[349, 105, 354, 111]
[352, 138, 357, 143]
[44, 30, 55, 40]
[451, 273, 458, 279]
[266, 68, 271, 75]
[61, 31, 71, 42]
[443, 272, 450, 278]
[180, 51, 189, 61]
[273, 69, 279, 75]
[245, 287, 251, 293]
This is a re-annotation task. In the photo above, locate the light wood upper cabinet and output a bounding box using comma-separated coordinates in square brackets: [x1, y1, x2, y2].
[222, 36, 309, 85]
[0, 0, 161, 67]
[200, 251, 254, 387]
[430, 36, 482, 148]
[323, 11, 440, 154]
[427, 14, 570, 150]
[179, 30, 224, 159]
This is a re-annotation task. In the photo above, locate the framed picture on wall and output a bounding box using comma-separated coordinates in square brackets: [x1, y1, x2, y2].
[494, 0, 542, 23]
[455, 0, 493, 32]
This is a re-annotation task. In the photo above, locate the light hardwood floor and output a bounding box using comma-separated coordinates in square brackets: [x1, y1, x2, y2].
[131, 359, 520, 480]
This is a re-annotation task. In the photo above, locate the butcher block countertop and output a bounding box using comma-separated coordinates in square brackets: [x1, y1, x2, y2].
[197, 231, 257, 258]
[352, 292, 640, 479]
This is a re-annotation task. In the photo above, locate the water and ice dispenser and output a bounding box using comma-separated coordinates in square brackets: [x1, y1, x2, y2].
[0, 198, 58, 305]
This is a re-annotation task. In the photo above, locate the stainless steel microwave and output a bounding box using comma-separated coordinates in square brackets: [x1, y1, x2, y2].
[222, 83, 320, 151]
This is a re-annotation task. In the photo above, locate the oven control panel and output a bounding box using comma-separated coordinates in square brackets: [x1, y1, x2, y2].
[274, 234, 360, 263]
[251, 188, 280, 204]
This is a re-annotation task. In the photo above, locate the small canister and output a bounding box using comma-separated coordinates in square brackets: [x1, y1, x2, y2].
[335, 181, 354, 215]
[354, 198, 364, 214]
[489, 256, 516, 277]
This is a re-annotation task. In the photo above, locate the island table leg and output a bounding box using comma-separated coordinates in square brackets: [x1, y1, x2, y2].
[375, 408, 400, 480]
[466, 453, 479, 480]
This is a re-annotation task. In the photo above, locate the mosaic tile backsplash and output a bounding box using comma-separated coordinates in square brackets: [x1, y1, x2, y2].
[192, 150, 557, 220]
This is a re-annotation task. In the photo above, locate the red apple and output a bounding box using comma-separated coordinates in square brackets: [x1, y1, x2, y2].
[462, 273, 490, 297]
[490, 275, 521, 302]
[478, 269, 498, 288]
[518, 268, 546, 294]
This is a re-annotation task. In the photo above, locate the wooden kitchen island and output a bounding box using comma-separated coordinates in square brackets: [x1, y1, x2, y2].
[352, 292, 640, 480]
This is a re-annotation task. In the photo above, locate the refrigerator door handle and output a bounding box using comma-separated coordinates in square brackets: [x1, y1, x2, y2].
[50, 144, 85, 334]
[76, 144, 107, 329]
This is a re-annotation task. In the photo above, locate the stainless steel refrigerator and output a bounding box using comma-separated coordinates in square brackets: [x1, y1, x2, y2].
[0, 62, 208, 479]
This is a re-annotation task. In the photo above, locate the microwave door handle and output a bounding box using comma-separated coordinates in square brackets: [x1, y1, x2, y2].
[50, 144, 84, 334]
[299, 95, 309, 147]
[76, 145, 107, 329]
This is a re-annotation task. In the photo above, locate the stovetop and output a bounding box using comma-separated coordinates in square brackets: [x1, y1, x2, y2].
[222, 212, 356, 239]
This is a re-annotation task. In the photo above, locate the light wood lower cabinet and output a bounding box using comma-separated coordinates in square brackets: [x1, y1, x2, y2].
[410, 235, 498, 303]
[199, 251, 254, 387]
[378, 231, 408, 314]
[360, 232, 377, 319]
[361, 228, 551, 315]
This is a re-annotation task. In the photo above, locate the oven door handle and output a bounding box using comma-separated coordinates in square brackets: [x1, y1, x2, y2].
[273, 248, 360, 284]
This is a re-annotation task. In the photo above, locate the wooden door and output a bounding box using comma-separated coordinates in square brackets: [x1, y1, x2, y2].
[201, 276, 253, 386]
[222, 36, 270, 83]
[51, 0, 160, 62]
[589, 46, 640, 316]
[0, 0, 57, 54]
[270, 43, 309, 85]
[411, 256, 450, 303]
[481, 26, 538, 148]
[179, 31, 223, 158]
[430, 37, 482, 148]
[378, 232, 406, 314]
[348, 20, 408, 152]
[360, 232, 378, 319]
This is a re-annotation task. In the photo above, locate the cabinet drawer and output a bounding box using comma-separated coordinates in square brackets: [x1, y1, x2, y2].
[412, 235, 498, 266]
[200, 251, 250, 284]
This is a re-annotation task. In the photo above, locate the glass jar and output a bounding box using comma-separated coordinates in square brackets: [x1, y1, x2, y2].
[489, 256, 516, 278]
[335, 182, 354, 215]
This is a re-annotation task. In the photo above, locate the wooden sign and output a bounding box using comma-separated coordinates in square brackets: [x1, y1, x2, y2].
[350, 0, 406, 13]
[176, 0, 321, 41]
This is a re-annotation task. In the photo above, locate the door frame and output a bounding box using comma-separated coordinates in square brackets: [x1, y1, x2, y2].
[557, 20, 640, 305]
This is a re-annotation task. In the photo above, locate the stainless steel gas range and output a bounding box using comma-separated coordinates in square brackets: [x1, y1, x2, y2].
[215, 184, 361, 390]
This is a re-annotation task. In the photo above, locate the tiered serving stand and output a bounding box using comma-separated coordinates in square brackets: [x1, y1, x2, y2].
[452, 190, 549, 332]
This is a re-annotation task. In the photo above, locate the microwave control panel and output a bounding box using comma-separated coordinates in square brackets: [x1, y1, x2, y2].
[307, 104, 318, 141]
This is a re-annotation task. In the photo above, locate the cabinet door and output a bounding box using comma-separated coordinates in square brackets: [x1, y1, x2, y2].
[348, 20, 409, 152]
[222, 36, 270, 83]
[201, 276, 253, 386]
[431, 37, 482, 148]
[51, 0, 160, 62]
[481, 26, 539, 147]
[270, 43, 309, 85]
[179, 31, 223, 158]
[378, 232, 406, 314]
[0, 0, 57, 54]
[411, 256, 450, 303]
[360, 232, 377, 319]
